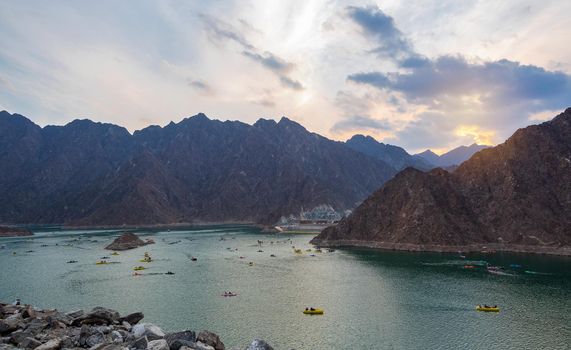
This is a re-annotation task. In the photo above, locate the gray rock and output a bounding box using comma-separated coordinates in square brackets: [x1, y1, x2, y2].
[169, 340, 195, 350]
[245, 339, 273, 350]
[146, 339, 169, 350]
[0, 314, 23, 334]
[65, 310, 84, 319]
[24, 320, 48, 335]
[85, 333, 105, 348]
[10, 330, 33, 345]
[118, 313, 143, 326]
[132, 325, 164, 341]
[19, 337, 42, 349]
[81, 308, 120, 326]
[165, 331, 196, 350]
[193, 342, 214, 350]
[130, 336, 148, 350]
[35, 338, 62, 350]
[110, 331, 123, 344]
[0, 344, 20, 350]
[121, 322, 131, 332]
[196, 332, 224, 350]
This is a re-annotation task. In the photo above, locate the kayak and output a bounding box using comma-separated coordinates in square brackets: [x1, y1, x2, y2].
[303, 309, 324, 315]
[139, 259, 152, 263]
[476, 306, 500, 312]
[111, 252, 119, 256]
[133, 266, 147, 271]
[96, 261, 109, 265]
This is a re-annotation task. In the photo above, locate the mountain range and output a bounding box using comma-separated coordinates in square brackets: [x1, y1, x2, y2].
[0, 111, 400, 226]
[312, 108, 571, 255]
[414, 144, 490, 168]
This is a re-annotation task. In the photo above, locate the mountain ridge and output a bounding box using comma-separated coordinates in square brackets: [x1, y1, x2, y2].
[312, 108, 571, 255]
[0, 110, 397, 226]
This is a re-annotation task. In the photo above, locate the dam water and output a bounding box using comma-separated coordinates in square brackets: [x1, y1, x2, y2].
[1, 226, 569, 349]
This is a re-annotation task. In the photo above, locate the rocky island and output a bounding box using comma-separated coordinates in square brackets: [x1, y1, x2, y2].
[0, 301, 273, 350]
[0, 226, 32, 238]
[312, 108, 571, 256]
[104, 233, 155, 251]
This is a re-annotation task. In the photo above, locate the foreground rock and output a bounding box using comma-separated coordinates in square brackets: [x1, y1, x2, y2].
[105, 233, 154, 251]
[0, 226, 32, 237]
[312, 108, 571, 256]
[0, 302, 273, 350]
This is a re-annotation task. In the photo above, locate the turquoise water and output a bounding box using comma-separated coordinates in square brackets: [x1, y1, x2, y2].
[1, 226, 570, 349]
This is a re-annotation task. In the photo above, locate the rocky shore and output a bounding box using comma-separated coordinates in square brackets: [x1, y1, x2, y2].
[0, 227, 32, 238]
[0, 302, 273, 350]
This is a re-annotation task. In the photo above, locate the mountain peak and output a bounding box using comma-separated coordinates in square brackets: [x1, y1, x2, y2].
[277, 116, 306, 131]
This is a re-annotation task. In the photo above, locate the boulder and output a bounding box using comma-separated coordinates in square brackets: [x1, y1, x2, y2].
[245, 339, 273, 350]
[130, 336, 148, 350]
[169, 340, 195, 350]
[110, 331, 122, 344]
[132, 324, 164, 341]
[118, 313, 143, 326]
[193, 342, 214, 350]
[165, 331, 196, 350]
[196, 332, 223, 350]
[0, 314, 23, 335]
[19, 337, 42, 349]
[85, 332, 105, 348]
[35, 338, 62, 350]
[146, 339, 169, 350]
[104, 233, 154, 251]
[25, 319, 48, 335]
[65, 310, 84, 319]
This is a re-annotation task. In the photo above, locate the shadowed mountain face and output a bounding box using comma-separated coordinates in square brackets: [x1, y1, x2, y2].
[0, 111, 397, 225]
[415, 144, 490, 168]
[312, 108, 571, 253]
[345, 135, 432, 171]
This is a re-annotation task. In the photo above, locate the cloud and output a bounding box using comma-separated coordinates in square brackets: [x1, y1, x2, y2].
[331, 115, 390, 133]
[251, 98, 275, 108]
[346, 5, 413, 60]
[279, 76, 303, 90]
[344, 5, 571, 151]
[201, 15, 303, 91]
[201, 14, 254, 50]
[186, 78, 212, 94]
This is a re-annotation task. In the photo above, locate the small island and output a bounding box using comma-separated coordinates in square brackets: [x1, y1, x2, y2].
[105, 232, 155, 251]
[0, 226, 33, 237]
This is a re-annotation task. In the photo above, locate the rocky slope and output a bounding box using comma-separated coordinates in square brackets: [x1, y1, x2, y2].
[0, 111, 397, 226]
[345, 135, 431, 170]
[0, 226, 32, 237]
[0, 302, 274, 350]
[312, 108, 571, 255]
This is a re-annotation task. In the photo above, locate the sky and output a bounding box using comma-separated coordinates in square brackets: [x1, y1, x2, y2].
[1, 1, 570, 154]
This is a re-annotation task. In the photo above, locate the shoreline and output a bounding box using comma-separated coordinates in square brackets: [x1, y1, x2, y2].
[310, 239, 571, 256]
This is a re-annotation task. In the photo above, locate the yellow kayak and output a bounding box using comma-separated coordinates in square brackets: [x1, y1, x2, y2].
[96, 261, 109, 265]
[139, 259, 152, 263]
[293, 249, 302, 254]
[111, 252, 119, 256]
[303, 308, 324, 315]
[133, 266, 147, 271]
[476, 306, 500, 312]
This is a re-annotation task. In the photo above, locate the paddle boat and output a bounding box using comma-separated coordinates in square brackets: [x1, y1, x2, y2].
[476, 305, 500, 312]
[303, 308, 324, 315]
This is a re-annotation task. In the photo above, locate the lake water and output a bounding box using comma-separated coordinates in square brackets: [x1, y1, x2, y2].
[1, 226, 570, 349]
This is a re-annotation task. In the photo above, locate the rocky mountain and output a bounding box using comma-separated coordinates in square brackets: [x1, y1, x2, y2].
[312, 108, 571, 255]
[345, 135, 432, 170]
[415, 144, 490, 168]
[0, 111, 397, 226]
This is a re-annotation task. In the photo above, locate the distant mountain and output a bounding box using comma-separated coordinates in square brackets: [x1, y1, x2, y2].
[415, 144, 490, 168]
[0, 111, 397, 226]
[345, 135, 432, 171]
[312, 108, 571, 255]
